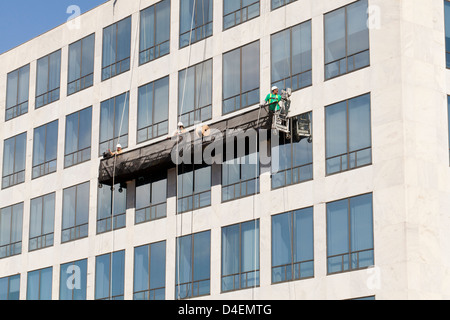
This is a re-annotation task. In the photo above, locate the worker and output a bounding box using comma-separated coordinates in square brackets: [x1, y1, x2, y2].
[173, 121, 187, 136]
[265, 86, 282, 112]
[102, 144, 123, 159]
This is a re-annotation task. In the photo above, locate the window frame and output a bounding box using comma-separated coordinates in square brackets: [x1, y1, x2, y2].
[96, 183, 127, 234]
[2, 132, 26, 190]
[29, 192, 55, 252]
[271, 207, 314, 284]
[135, 173, 168, 225]
[0, 202, 23, 259]
[223, 0, 260, 31]
[175, 230, 211, 300]
[5, 64, 30, 121]
[133, 240, 166, 300]
[179, 0, 214, 49]
[0, 274, 20, 300]
[61, 181, 90, 243]
[26, 267, 53, 300]
[326, 193, 375, 275]
[64, 106, 92, 169]
[222, 40, 260, 115]
[67, 33, 95, 96]
[177, 163, 212, 214]
[271, 0, 298, 11]
[323, 0, 370, 81]
[99, 92, 129, 157]
[270, 19, 312, 93]
[101, 16, 132, 81]
[178, 59, 213, 128]
[59, 259, 88, 300]
[221, 219, 260, 293]
[325, 93, 372, 176]
[35, 49, 61, 109]
[94, 250, 125, 300]
[137, 76, 170, 144]
[32, 120, 58, 180]
[139, 0, 171, 65]
[222, 151, 260, 203]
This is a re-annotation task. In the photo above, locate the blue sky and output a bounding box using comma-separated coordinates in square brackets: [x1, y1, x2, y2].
[0, 0, 108, 54]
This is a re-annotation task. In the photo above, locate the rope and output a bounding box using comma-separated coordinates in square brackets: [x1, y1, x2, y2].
[108, 0, 143, 300]
[176, 0, 198, 301]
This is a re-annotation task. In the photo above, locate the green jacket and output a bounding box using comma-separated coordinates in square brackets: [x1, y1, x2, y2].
[265, 93, 281, 111]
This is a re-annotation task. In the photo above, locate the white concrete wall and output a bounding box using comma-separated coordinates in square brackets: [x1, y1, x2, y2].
[0, 0, 450, 300]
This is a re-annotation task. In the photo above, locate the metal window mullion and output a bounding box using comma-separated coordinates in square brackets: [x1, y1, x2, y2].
[239, 222, 242, 289]
[347, 198, 352, 270]
[74, 185, 79, 233]
[240, 47, 243, 109]
[191, 235, 195, 297]
[46, 55, 50, 96]
[148, 245, 152, 296]
[346, 100, 350, 170]
[15, 69, 20, 107]
[154, 5, 157, 51]
[76, 110, 81, 155]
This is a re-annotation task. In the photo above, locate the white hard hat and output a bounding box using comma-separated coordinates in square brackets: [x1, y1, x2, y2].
[271, 86, 278, 91]
[116, 144, 122, 149]
[178, 122, 184, 127]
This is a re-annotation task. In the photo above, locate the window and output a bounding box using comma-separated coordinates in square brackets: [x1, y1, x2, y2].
[65, 107, 92, 168]
[325, 93, 371, 175]
[29, 193, 55, 252]
[222, 152, 259, 202]
[221, 220, 259, 292]
[97, 183, 126, 234]
[272, 112, 313, 189]
[137, 77, 169, 144]
[271, 0, 297, 11]
[32, 120, 58, 179]
[6, 64, 29, 121]
[178, 59, 212, 128]
[180, 0, 213, 48]
[223, 41, 260, 114]
[0, 275, 20, 300]
[223, 0, 260, 30]
[0, 203, 23, 259]
[271, 20, 312, 92]
[99, 92, 129, 156]
[445, 0, 450, 68]
[134, 241, 166, 300]
[175, 230, 211, 299]
[140, 0, 170, 65]
[68, 34, 95, 95]
[102, 16, 131, 81]
[135, 174, 167, 224]
[60, 259, 87, 300]
[324, 0, 369, 80]
[27, 267, 52, 300]
[272, 207, 314, 284]
[95, 250, 125, 300]
[327, 193, 374, 274]
[2, 132, 26, 189]
[36, 50, 61, 108]
[177, 164, 211, 214]
[62, 182, 90, 243]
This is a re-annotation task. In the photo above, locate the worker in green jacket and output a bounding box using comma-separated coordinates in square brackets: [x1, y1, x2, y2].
[265, 86, 282, 112]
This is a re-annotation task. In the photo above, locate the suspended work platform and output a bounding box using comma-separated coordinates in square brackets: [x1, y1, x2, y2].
[98, 107, 272, 187]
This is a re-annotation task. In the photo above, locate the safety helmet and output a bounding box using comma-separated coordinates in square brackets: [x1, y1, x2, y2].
[116, 144, 122, 149]
[271, 86, 278, 92]
[178, 122, 184, 128]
